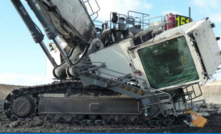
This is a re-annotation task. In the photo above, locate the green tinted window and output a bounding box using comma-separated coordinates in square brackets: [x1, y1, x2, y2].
[138, 36, 199, 89]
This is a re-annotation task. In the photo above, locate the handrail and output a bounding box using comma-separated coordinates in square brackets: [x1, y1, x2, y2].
[76, 62, 150, 89]
[128, 10, 149, 30]
[81, 0, 100, 21]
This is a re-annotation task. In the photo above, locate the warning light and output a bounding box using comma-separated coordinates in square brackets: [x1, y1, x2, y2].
[134, 70, 142, 76]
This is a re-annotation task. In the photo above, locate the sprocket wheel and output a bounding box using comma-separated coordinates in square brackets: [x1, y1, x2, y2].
[12, 96, 35, 118]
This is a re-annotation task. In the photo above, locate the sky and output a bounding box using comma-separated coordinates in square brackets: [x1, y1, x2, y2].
[0, 0, 220, 86]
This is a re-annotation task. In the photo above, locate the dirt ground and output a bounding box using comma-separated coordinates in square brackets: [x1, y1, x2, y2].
[0, 119, 221, 133]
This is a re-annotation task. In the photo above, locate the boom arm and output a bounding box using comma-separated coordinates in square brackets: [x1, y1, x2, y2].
[11, 0, 58, 68]
[11, 0, 98, 79]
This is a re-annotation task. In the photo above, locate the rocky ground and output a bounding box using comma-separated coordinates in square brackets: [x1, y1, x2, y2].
[1, 103, 221, 133]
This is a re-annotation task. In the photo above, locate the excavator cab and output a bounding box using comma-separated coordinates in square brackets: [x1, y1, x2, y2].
[138, 36, 199, 89]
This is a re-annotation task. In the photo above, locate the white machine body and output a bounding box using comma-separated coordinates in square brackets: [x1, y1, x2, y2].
[89, 19, 221, 91]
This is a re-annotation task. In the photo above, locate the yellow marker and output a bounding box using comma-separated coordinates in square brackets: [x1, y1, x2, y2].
[131, 88, 137, 93]
[118, 84, 124, 88]
[184, 109, 207, 128]
[191, 111, 207, 128]
[124, 87, 130, 90]
[184, 109, 193, 114]
[137, 90, 143, 95]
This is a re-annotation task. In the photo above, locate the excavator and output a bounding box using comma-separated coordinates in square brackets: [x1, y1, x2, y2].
[3, 0, 221, 126]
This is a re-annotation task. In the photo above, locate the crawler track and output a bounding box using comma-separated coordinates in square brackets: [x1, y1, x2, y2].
[0, 101, 177, 133]
[3, 81, 176, 127]
[3, 81, 120, 120]
[2, 102, 221, 132]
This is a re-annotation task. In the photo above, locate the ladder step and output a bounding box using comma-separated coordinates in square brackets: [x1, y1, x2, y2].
[116, 83, 143, 95]
[131, 88, 137, 93]
[118, 84, 124, 88]
[184, 91, 194, 96]
[124, 86, 130, 90]
[137, 90, 143, 95]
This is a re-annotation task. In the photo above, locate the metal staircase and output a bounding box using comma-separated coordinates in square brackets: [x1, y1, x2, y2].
[77, 64, 177, 118]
